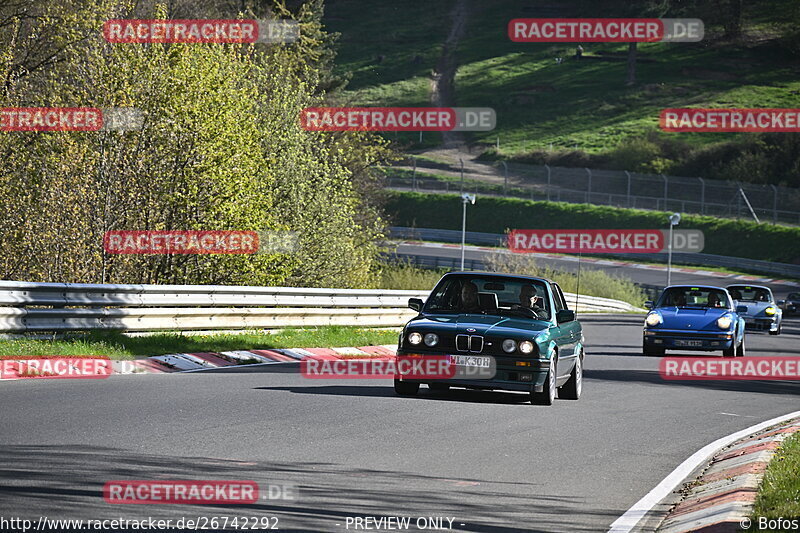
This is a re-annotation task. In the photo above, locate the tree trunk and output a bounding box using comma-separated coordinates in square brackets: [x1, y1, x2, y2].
[626, 42, 637, 86]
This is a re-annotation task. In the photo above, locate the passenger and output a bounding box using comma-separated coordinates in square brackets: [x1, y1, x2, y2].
[459, 281, 481, 313]
[519, 284, 545, 316]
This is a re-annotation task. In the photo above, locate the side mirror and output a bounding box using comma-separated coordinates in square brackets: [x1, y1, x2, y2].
[778, 300, 786, 305]
[736, 305, 748, 314]
[644, 301, 654, 309]
[408, 298, 423, 312]
[556, 309, 575, 323]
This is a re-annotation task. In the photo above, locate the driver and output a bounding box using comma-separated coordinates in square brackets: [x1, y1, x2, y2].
[707, 293, 723, 307]
[459, 281, 481, 313]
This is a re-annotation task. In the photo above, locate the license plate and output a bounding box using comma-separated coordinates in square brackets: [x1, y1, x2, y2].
[674, 339, 703, 347]
[449, 355, 491, 368]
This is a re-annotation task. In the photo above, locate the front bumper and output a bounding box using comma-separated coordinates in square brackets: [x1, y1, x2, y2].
[643, 329, 734, 350]
[395, 351, 550, 392]
[742, 316, 779, 331]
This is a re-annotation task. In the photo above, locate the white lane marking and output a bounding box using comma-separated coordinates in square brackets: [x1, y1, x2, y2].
[719, 412, 740, 416]
[608, 410, 800, 533]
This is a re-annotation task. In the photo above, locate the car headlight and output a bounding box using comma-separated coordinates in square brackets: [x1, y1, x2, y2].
[765, 306, 777, 316]
[519, 341, 534, 354]
[502, 339, 517, 353]
[423, 333, 439, 347]
[645, 312, 663, 327]
[408, 332, 422, 345]
[717, 315, 733, 330]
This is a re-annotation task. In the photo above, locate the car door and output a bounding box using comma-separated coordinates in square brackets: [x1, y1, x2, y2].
[549, 283, 577, 380]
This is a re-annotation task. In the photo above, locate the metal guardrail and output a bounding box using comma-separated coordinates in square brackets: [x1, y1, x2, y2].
[0, 279, 639, 333]
[389, 227, 800, 279]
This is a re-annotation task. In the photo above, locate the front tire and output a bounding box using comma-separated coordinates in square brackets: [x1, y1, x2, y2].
[531, 357, 556, 405]
[769, 325, 781, 336]
[736, 336, 746, 357]
[560, 351, 582, 400]
[394, 379, 419, 396]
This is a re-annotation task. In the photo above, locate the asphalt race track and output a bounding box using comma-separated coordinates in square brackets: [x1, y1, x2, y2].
[395, 242, 799, 298]
[1, 315, 798, 532]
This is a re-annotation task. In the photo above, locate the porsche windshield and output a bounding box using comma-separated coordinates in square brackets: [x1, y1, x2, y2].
[728, 286, 772, 302]
[659, 287, 731, 309]
[425, 275, 551, 319]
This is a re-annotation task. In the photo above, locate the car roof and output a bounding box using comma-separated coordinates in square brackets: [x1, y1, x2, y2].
[664, 285, 729, 291]
[726, 284, 771, 291]
[443, 271, 555, 285]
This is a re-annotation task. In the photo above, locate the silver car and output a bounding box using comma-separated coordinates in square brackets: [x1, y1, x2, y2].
[727, 285, 782, 335]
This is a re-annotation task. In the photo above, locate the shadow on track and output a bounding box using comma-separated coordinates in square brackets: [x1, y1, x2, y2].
[0, 445, 612, 532]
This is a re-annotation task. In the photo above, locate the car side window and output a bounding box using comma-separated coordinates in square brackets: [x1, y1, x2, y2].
[550, 283, 567, 312]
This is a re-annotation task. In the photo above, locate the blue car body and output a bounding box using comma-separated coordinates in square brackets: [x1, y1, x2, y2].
[726, 284, 782, 335]
[642, 285, 746, 356]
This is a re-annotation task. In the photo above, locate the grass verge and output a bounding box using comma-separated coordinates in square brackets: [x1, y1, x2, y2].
[0, 326, 401, 360]
[751, 430, 800, 522]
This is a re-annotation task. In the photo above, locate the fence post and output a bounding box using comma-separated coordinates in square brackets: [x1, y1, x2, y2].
[771, 184, 778, 223]
[502, 161, 508, 196]
[698, 177, 705, 215]
[459, 158, 464, 194]
[545, 164, 551, 202]
[625, 171, 632, 207]
[585, 167, 592, 204]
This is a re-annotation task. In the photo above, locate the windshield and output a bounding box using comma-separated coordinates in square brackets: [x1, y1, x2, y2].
[728, 286, 772, 302]
[658, 287, 731, 309]
[425, 275, 551, 320]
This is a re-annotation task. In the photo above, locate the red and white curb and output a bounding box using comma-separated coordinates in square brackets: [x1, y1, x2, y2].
[399, 241, 795, 285]
[112, 345, 399, 374]
[608, 411, 800, 533]
[655, 419, 800, 533]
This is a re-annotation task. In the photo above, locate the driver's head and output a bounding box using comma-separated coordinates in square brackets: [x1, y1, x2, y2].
[461, 281, 478, 308]
[708, 293, 720, 307]
[520, 284, 538, 307]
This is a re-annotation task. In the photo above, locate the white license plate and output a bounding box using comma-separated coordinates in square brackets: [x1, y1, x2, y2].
[674, 340, 703, 347]
[449, 355, 491, 368]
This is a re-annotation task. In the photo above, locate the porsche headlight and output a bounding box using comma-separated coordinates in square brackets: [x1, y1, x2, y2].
[717, 315, 733, 330]
[765, 306, 777, 316]
[423, 333, 439, 347]
[408, 332, 422, 345]
[502, 339, 517, 353]
[519, 341, 534, 354]
[645, 312, 663, 327]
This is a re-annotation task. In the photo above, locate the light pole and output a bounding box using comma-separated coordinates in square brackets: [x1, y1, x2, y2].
[667, 212, 681, 286]
[461, 193, 476, 270]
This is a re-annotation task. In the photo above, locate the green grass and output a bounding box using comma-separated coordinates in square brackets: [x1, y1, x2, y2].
[386, 191, 800, 264]
[751, 430, 800, 523]
[0, 327, 401, 360]
[325, 0, 800, 174]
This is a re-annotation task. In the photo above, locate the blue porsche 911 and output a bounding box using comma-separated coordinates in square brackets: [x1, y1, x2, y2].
[643, 285, 746, 357]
